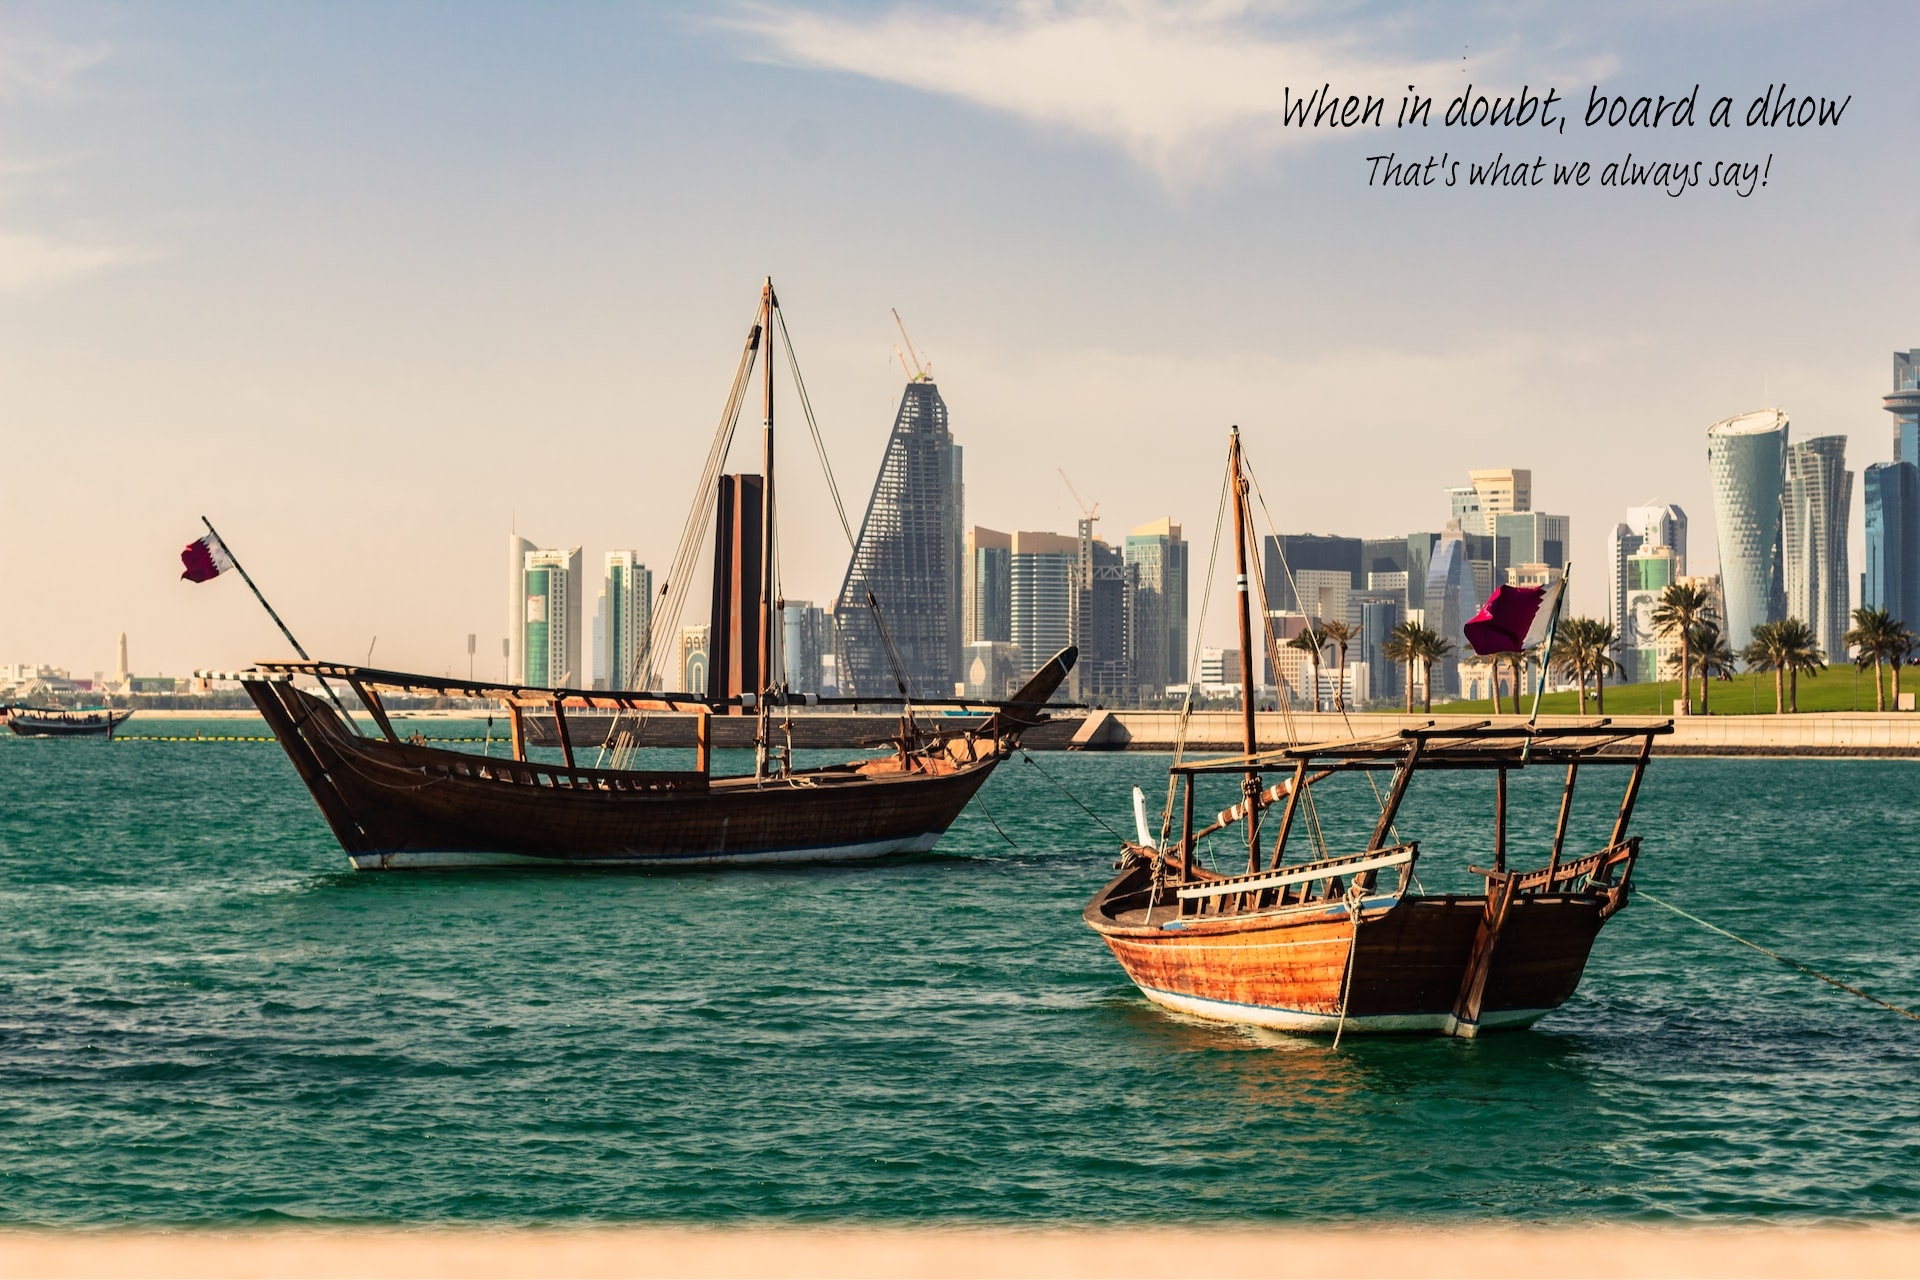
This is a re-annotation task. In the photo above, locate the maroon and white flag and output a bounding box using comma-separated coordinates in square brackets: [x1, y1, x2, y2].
[179, 532, 236, 583]
[1463, 578, 1565, 656]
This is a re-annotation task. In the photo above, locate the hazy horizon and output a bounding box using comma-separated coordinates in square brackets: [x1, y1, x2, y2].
[4, 2, 1912, 680]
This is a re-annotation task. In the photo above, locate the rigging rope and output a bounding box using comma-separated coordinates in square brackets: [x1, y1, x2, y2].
[1639, 890, 1920, 1023]
[1331, 880, 1367, 1049]
[1154, 462, 1232, 867]
[1020, 749, 1128, 843]
[1242, 452, 1402, 855]
[775, 308, 917, 705]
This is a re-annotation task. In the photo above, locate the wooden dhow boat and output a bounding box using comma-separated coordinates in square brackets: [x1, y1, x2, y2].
[7, 707, 134, 738]
[237, 649, 1071, 870]
[226, 278, 1077, 869]
[1085, 427, 1670, 1037]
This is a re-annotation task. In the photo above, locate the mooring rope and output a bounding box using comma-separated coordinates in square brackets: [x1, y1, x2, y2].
[1019, 749, 1128, 843]
[969, 793, 1020, 851]
[1331, 881, 1367, 1049]
[1640, 889, 1920, 1023]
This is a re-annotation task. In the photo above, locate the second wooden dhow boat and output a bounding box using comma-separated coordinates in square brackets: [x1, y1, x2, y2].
[1084, 426, 1670, 1037]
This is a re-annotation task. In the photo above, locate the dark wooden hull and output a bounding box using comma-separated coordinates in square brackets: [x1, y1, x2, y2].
[7, 709, 133, 738]
[1085, 860, 1616, 1035]
[249, 682, 999, 870]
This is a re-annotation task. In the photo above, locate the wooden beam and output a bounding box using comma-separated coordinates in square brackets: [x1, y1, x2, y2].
[1493, 767, 1508, 873]
[345, 677, 398, 743]
[1367, 739, 1423, 852]
[1449, 870, 1520, 1038]
[1266, 757, 1310, 872]
[1548, 761, 1579, 878]
[509, 703, 526, 761]
[694, 709, 711, 775]
[1608, 734, 1655, 848]
[552, 702, 576, 770]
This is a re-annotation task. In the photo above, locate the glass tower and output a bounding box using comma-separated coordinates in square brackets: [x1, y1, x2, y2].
[833, 379, 964, 698]
[602, 551, 651, 690]
[1124, 518, 1189, 692]
[1783, 436, 1853, 660]
[1706, 409, 1788, 653]
[1864, 461, 1919, 628]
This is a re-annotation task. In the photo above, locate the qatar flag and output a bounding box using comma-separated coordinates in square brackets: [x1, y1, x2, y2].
[1463, 578, 1566, 656]
[179, 533, 236, 583]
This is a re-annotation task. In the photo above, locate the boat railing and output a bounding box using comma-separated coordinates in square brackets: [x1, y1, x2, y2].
[1174, 843, 1418, 917]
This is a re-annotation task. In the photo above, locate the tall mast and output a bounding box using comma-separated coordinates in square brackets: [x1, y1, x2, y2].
[757, 278, 776, 781]
[1229, 426, 1261, 853]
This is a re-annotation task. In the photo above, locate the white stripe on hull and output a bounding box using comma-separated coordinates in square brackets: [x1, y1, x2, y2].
[1137, 984, 1552, 1036]
[347, 830, 944, 871]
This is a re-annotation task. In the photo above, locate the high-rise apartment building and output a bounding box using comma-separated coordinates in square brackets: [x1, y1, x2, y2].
[780, 601, 829, 695]
[1783, 435, 1853, 660]
[1607, 501, 1686, 670]
[1010, 530, 1077, 678]
[1873, 351, 1920, 630]
[1125, 518, 1189, 695]
[678, 623, 710, 695]
[1077, 537, 1135, 701]
[506, 534, 534, 683]
[599, 551, 651, 690]
[1469, 468, 1532, 526]
[833, 377, 964, 698]
[1707, 409, 1789, 652]
[963, 526, 1012, 645]
[1864, 461, 1920, 628]
[1262, 535, 1362, 612]
[521, 546, 583, 688]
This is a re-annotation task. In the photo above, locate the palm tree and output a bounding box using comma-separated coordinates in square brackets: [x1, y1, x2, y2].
[1382, 621, 1423, 713]
[1744, 617, 1826, 712]
[1586, 619, 1620, 713]
[1552, 617, 1597, 714]
[1897, 626, 1919, 708]
[1652, 582, 1715, 715]
[1690, 621, 1738, 715]
[1285, 625, 1328, 710]
[1319, 620, 1359, 711]
[1845, 606, 1900, 712]
[1414, 627, 1454, 713]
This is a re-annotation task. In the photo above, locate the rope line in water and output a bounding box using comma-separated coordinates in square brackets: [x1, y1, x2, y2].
[1019, 749, 1127, 843]
[1640, 889, 1920, 1023]
[969, 794, 1021, 851]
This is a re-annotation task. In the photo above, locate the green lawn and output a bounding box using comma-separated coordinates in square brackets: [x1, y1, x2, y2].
[1375, 668, 1912, 716]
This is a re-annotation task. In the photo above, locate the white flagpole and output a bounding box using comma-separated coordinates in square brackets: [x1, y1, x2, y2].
[1522, 562, 1572, 763]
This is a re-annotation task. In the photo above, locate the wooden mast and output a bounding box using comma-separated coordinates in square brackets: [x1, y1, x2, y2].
[756, 278, 776, 781]
[1228, 426, 1261, 856]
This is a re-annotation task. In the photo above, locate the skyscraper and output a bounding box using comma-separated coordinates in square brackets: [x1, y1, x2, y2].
[1608, 501, 1686, 676]
[833, 377, 964, 698]
[1010, 530, 1077, 678]
[1884, 349, 1920, 465]
[781, 601, 828, 695]
[602, 551, 651, 690]
[1262, 534, 1362, 611]
[506, 533, 533, 683]
[1423, 523, 1470, 697]
[521, 546, 583, 688]
[964, 526, 1012, 645]
[1864, 461, 1919, 628]
[1468, 468, 1533, 527]
[1707, 409, 1788, 652]
[1783, 435, 1853, 660]
[1125, 518, 1189, 694]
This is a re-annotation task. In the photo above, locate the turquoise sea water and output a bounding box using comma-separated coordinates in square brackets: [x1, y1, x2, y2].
[2, 720, 1917, 1226]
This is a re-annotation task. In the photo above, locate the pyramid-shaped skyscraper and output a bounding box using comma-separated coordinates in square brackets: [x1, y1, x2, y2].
[833, 378, 963, 698]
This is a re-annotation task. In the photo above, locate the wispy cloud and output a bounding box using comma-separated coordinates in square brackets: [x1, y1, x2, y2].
[0, 230, 148, 294]
[730, 2, 1483, 188]
[0, 32, 107, 103]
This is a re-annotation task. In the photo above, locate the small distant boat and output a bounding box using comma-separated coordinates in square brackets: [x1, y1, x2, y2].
[6, 707, 134, 738]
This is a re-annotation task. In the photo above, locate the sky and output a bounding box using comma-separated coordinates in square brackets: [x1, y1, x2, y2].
[2, 1, 1913, 680]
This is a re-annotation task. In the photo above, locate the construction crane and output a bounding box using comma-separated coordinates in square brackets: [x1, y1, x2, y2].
[891, 308, 930, 382]
[1058, 469, 1099, 588]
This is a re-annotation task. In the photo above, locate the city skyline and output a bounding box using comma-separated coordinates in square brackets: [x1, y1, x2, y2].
[5, 4, 1915, 679]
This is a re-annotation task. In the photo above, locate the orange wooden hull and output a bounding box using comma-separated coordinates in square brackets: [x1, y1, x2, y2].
[1085, 862, 1613, 1034]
